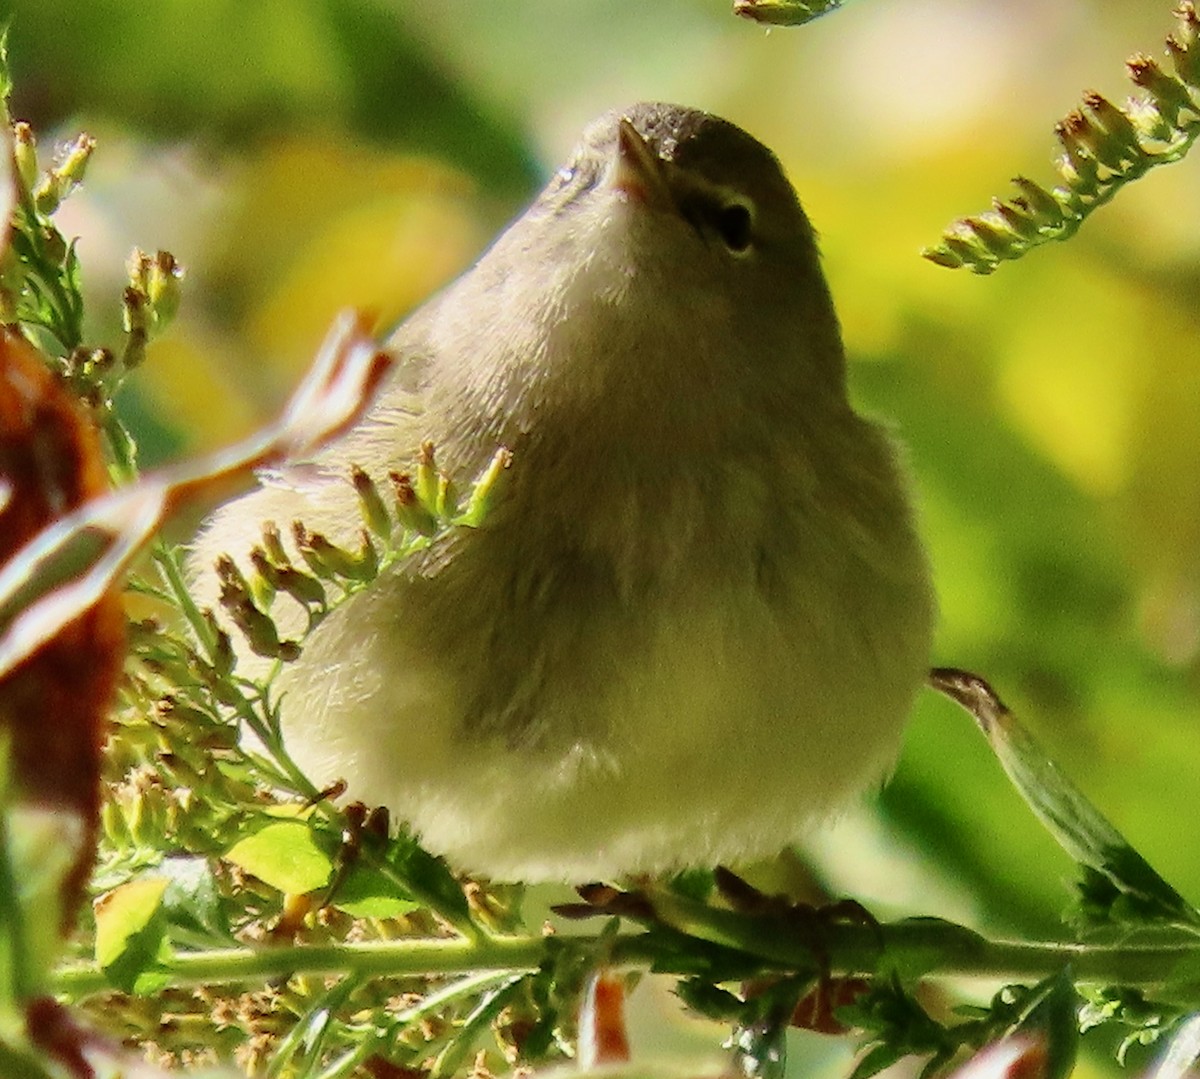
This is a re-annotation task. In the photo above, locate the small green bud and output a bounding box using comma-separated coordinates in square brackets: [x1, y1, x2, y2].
[436, 473, 459, 518]
[275, 564, 327, 610]
[293, 523, 379, 582]
[292, 522, 337, 579]
[33, 132, 94, 214]
[1011, 177, 1066, 227]
[12, 121, 37, 195]
[921, 244, 964, 270]
[56, 132, 95, 188]
[415, 440, 439, 512]
[961, 216, 1021, 260]
[122, 286, 149, 368]
[1168, 3, 1200, 87]
[146, 249, 183, 330]
[941, 232, 993, 274]
[100, 798, 129, 847]
[197, 724, 240, 752]
[991, 198, 1041, 242]
[1126, 55, 1191, 135]
[1055, 112, 1101, 190]
[352, 465, 393, 538]
[215, 553, 252, 597]
[229, 591, 296, 661]
[217, 556, 296, 657]
[1081, 92, 1143, 171]
[390, 472, 439, 536]
[248, 546, 279, 609]
[457, 448, 513, 527]
[127, 784, 169, 848]
[208, 616, 236, 678]
[260, 520, 289, 565]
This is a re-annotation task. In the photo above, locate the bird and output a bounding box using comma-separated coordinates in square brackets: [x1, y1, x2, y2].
[190, 102, 935, 883]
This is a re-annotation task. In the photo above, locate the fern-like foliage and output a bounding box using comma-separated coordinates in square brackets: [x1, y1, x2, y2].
[925, 2, 1200, 274]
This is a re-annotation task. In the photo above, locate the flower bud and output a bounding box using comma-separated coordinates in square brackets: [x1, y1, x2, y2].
[436, 473, 459, 518]
[962, 216, 1021, 261]
[921, 244, 964, 270]
[12, 121, 37, 196]
[261, 521, 290, 565]
[458, 448, 513, 527]
[1167, 3, 1200, 87]
[146, 250, 183, 330]
[352, 465, 392, 538]
[1126, 55, 1192, 134]
[1081, 92, 1143, 171]
[33, 132, 94, 214]
[390, 472, 438, 536]
[415, 440, 439, 513]
[991, 199, 1040, 243]
[1011, 177, 1066, 227]
[292, 523, 379, 582]
[122, 286, 149, 368]
[1054, 113, 1101, 192]
[275, 565, 327, 610]
[248, 546, 279, 609]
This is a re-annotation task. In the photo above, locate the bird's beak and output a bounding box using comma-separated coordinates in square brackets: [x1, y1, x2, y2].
[611, 119, 675, 210]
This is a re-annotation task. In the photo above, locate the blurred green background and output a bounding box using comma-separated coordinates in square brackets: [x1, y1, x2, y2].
[6, 0, 1200, 1068]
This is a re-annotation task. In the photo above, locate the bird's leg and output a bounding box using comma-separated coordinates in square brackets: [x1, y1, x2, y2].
[714, 867, 879, 1035]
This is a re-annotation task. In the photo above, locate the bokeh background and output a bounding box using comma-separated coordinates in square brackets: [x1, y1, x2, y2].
[6, 0, 1200, 1072]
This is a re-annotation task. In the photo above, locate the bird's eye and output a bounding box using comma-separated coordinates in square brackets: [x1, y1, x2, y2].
[715, 201, 754, 254]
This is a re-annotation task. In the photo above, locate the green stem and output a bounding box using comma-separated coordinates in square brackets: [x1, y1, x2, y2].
[50, 922, 1200, 1002]
[150, 541, 218, 658]
[0, 810, 29, 1007]
[54, 934, 551, 998]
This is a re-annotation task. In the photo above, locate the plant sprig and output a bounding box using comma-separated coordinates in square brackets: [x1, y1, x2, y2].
[924, 2, 1200, 273]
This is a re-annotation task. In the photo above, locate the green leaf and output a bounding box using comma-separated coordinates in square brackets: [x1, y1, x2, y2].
[430, 974, 525, 1079]
[94, 876, 170, 993]
[929, 669, 1200, 929]
[158, 856, 233, 944]
[266, 975, 361, 1077]
[377, 829, 471, 931]
[329, 861, 421, 920]
[225, 820, 333, 895]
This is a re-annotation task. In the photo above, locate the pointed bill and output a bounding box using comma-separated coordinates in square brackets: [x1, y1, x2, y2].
[611, 118, 674, 209]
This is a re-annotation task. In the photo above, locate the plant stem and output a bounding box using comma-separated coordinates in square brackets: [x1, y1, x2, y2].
[51, 921, 1200, 1001]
